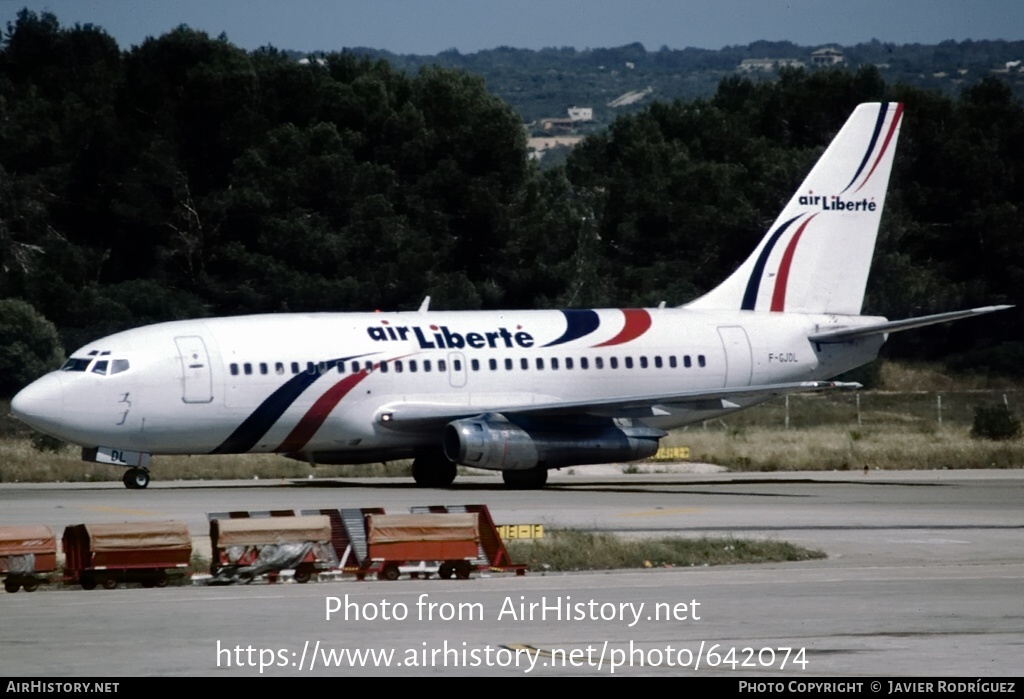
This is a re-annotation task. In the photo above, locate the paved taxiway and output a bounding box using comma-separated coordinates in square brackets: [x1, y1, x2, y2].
[1, 469, 1022, 676]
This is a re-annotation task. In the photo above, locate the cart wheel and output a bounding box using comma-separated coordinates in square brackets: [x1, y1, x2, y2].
[454, 562, 472, 580]
[102, 577, 118, 590]
[141, 579, 155, 588]
[293, 567, 312, 584]
[22, 580, 39, 592]
[437, 563, 455, 579]
[379, 564, 400, 581]
[81, 575, 97, 591]
[155, 573, 168, 588]
[4, 580, 19, 593]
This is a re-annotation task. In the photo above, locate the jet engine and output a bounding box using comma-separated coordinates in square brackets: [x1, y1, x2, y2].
[442, 413, 664, 471]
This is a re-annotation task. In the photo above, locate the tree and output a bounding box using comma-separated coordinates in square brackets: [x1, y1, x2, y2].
[0, 298, 64, 396]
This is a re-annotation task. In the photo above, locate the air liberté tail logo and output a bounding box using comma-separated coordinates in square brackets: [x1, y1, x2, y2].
[798, 192, 877, 211]
[367, 320, 535, 349]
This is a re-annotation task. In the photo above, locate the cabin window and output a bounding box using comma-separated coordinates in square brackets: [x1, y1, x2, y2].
[453, 359, 462, 371]
[244, 363, 253, 375]
[639, 356, 648, 369]
[259, 362, 268, 375]
[380, 362, 389, 373]
[609, 357, 618, 369]
[580, 357, 589, 370]
[275, 362, 285, 375]
[394, 360, 403, 373]
[551, 357, 559, 370]
[489, 358, 498, 371]
[471, 359, 480, 371]
[438, 360, 447, 371]
[698, 355, 706, 367]
[520, 358, 529, 370]
[654, 356, 663, 369]
[625, 357, 634, 369]
[669, 356, 678, 368]
[229, 363, 239, 376]
[505, 358, 513, 370]
[565, 357, 574, 370]
[684, 355, 692, 368]
[291, 362, 300, 374]
[536, 358, 544, 370]
[422, 360, 431, 372]
[409, 360, 418, 373]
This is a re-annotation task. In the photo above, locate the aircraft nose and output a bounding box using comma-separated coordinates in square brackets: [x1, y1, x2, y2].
[10, 373, 65, 434]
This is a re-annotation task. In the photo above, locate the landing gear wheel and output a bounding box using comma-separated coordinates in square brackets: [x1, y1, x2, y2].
[412, 454, 457, 488]
[502, 468, 548, 490]
[123, 468, 150, 490]
[379, 564, 400, 581]
[4, 580, 19, 593]
[454, 562, 472, 580]
[102, 577, 118, 590]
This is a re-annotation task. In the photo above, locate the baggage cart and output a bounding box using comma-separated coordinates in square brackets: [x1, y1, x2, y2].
[62, 521, 191, 590]
[209, 515, 337, 584]
[1, 525, 58, 593]
[362, 513, 480, 581]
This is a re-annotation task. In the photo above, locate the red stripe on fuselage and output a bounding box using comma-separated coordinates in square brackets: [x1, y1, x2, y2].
[770, 214, 818, 312]
[274, 369, 371, 453]
[594, 309, 652, 347]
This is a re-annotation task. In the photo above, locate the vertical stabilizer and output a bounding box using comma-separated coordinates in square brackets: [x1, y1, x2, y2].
[686, 102, 903, 315]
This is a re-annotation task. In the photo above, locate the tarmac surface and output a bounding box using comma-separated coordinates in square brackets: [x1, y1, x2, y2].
[1, 467, 1022, 677]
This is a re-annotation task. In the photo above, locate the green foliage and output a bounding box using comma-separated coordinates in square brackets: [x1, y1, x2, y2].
[0, 13, 1022, 368]
[970, 403, 1021, 441]
[0, 299, 64, 396]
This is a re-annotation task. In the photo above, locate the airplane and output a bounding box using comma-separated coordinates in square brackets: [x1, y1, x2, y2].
[10, 102, 1010, 490]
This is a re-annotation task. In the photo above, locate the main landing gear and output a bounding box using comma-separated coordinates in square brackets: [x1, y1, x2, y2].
[122, 467, 150, 490]
[411, 453, 457, 488]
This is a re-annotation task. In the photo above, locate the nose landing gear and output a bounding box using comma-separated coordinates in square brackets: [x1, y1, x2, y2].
[122, 467, 150, 489]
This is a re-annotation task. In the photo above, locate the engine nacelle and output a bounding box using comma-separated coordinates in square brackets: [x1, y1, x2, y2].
[442, 414, 664, 471]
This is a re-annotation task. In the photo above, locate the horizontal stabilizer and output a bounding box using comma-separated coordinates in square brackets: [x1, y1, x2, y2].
[808, 305, 1013, 344]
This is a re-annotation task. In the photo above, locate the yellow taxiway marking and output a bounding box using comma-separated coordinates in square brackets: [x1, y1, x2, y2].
[83, 505, 164, 516]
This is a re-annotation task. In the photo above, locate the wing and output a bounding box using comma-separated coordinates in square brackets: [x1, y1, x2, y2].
[375, 380, 861, 433]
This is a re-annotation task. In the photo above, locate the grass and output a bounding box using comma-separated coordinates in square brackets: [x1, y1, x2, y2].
[505, 529, 825, 571]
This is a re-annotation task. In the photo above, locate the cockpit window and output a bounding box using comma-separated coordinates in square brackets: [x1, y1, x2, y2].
[91, 360, 109, 375]
[61, 358, 91, 372]
[110, 359, 130, 375]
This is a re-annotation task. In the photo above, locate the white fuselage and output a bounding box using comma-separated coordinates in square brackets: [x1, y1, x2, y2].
[13, 307, 884, 462]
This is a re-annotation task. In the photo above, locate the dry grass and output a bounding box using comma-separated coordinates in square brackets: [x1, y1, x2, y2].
[506, 530, 825, 571]
[0, 439, 412, 484]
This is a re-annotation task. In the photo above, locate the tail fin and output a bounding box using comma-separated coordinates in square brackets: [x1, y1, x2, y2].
[686, 102, 904, 315]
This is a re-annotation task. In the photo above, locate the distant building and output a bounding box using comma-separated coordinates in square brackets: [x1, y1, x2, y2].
[738, 58, 805, 72]
[812, 48, 844, 65]
[527, 136, 585, 161]
[567, 106, 593, 122]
